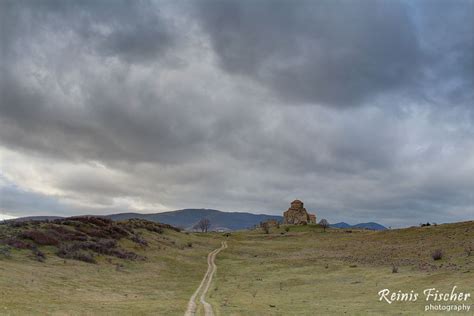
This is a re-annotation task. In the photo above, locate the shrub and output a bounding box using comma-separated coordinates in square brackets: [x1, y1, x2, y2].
[20, 230, 59, 246]
[6, 238, 33, 249]
[284, 227, 290, 232]
[0, 246, 11, 258]
[86, 239, 118, 254]
[431, 249, 443, 260]
[68, 216, 112, 227]
[56, 239, 142, 262]
[465, 245, 472, 257]
[261, 222, 270, 234]
[46, 226, 88, 241]
[6, 221, 30, 228]
[120, 219, 176, 233]
[109, 249, 143, 260]
[56, 244, 97, 263]
[187, 242, 193, 248]
[72, 251, 97, 264]
[130, 234, 148, 246]
[31, 246, 46, 262]
[392, 265, 398, 273]
[53, 219, 81, 227]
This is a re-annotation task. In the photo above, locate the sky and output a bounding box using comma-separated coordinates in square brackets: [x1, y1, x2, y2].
[0, 0, 473, 227]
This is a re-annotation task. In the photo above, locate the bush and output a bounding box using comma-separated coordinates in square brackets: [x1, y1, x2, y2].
[72, 251, 97, 264]
[68, 216, 112, 227]
[56, 244, 97, 263]
[0, 246, 11, 258]
[284, 227, 290, 232]
[56, 239, 142, 262]
[20, 230, 59, 246]
[86, 239, 118, 254]
[431, 249, 443, 260]
[130, 234, 148, 246]
[392, 265, 398, 273]
[6, 221, 30, 228]
[120, 219, 178, 233]
[31, 248, 46, 262]
[6, 237, 33, 249]
[261, 222, 270, 234]
[109, 249, 143, 260]
[187, 242, 193, 248]
[46, 226, 88, 241]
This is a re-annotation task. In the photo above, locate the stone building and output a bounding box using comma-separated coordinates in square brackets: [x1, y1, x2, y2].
[283, 200, 316, 225]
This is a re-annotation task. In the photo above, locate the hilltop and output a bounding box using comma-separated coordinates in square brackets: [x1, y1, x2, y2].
[331, 222, 387, 230]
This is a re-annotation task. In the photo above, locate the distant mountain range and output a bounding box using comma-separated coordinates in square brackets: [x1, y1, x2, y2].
[11, 216, 64, 222]
[10, 209, 386, 231]
[105, 209, 283, 231]
[330, 222, 387, 230]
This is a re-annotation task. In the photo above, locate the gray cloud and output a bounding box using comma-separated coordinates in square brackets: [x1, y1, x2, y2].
[195, 0, 473, 109]
[1, 0, 175, 64]
[194, 0, 421, 107]
[0, 0, 473, 227]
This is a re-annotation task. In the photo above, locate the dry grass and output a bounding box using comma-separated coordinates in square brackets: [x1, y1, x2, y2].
[0, 219, 222, 315]
[209, 222, 474, 315]
[0, 220, 473, 315]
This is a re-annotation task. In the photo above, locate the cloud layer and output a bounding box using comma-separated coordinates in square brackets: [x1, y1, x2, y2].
[0, 0, 473, 227]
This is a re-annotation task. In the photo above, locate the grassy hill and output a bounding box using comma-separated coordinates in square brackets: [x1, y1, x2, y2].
[0, 217, 222, 315]
[0, 218, 472, 315]
[210, 221, 474, 315]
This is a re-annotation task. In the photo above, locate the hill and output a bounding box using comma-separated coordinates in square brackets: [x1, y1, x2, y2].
[9, 216, 63, 222]
[106, 209, 283, 231]
[1, 219, 472, 314]
[12, 210, 388, 231]
[331, 221, 387, 230]
[0, 216, 222, 314]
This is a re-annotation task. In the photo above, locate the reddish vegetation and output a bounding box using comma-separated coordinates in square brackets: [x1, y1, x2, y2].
[20, 230, 59, 246]
[0, 216, 177, 264]
[6, 238, 33, 249]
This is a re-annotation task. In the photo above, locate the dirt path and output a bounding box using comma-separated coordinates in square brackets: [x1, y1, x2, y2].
[185, 241, 227, 316]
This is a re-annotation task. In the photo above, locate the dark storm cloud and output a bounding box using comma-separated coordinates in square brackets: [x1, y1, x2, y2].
[0, 0, 473, 227]
[413, 0, 474, 109]
[194, 0, 472, 108]
[1, 0, 174, 63]
[194, 0, 421, 107]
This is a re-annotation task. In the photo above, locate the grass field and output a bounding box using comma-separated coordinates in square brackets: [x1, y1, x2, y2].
[0, 220, 473, 315]
[0, 220, 222, 315]
[209, 222, 474, 315]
